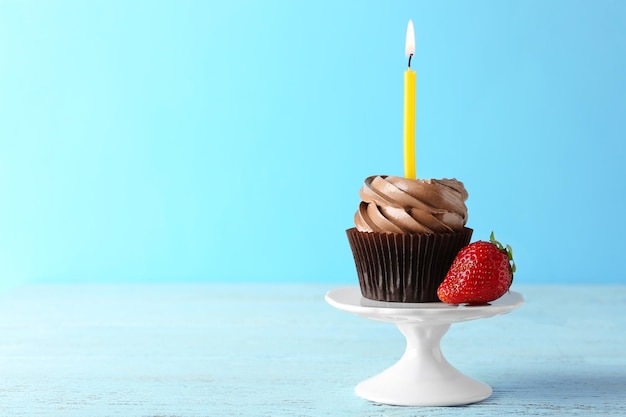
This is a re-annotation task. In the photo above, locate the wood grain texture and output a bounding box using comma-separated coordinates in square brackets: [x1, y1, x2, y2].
[0, 284, 624, 416]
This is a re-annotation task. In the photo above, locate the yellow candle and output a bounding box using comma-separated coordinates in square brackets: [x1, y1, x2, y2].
[403, 20, 416, 179]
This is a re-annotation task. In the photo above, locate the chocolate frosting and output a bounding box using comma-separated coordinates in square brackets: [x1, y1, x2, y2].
[354, 175, 468, 234]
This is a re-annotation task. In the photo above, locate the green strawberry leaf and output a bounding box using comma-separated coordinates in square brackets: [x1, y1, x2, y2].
[491, 231, 516, 276]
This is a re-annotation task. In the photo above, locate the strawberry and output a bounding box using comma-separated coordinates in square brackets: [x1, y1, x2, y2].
[437, 232, 515, 305]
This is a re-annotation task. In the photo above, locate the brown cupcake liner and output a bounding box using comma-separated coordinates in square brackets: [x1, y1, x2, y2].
[346, 227, 473, 303]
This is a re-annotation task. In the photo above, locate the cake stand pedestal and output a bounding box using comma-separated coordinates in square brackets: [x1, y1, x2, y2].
[325, 287, 523, 406]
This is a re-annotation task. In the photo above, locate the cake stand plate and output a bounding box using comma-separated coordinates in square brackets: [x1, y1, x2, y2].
[325, 287, 523, 406]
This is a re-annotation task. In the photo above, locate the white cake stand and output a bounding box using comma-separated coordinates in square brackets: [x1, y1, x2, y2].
[325, 286, 523, 406]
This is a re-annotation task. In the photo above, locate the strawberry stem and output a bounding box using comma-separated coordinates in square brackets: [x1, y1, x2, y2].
[490, 231, 516, 276]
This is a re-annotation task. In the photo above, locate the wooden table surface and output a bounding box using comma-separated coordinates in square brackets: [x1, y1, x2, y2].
[0, 284, 624, 416]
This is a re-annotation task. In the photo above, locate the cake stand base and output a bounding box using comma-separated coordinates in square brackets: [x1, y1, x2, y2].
[355, 322, 491, 406]
[325, 287, 523, 407]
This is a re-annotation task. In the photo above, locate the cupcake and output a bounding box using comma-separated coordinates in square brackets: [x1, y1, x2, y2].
[346, 175, 472, 303]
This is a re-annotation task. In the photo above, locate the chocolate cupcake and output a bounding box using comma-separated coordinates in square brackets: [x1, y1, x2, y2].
[347, 175, 472, 303]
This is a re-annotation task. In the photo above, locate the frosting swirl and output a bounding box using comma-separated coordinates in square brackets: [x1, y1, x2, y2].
[354, 175, 468, 234]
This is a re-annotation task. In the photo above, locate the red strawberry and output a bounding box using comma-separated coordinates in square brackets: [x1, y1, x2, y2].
[437, 232, 515, 305]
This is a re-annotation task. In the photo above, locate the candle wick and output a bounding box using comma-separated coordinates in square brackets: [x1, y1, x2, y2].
[408, 54, 413, 68]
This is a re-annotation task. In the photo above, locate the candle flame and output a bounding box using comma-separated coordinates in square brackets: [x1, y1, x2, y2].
[405, 19, 415, 58]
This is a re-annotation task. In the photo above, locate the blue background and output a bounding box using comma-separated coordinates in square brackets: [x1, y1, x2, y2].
[1, 0, 625, 287]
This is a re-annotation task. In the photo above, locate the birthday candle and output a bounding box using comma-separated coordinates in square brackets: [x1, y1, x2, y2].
[403, 19, 416, 179]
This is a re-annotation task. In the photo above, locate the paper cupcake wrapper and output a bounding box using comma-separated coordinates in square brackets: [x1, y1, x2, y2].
[346, 227, 473, 303]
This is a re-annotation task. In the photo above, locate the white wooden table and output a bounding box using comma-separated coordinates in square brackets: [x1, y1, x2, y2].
[0, 284, 624, 416]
